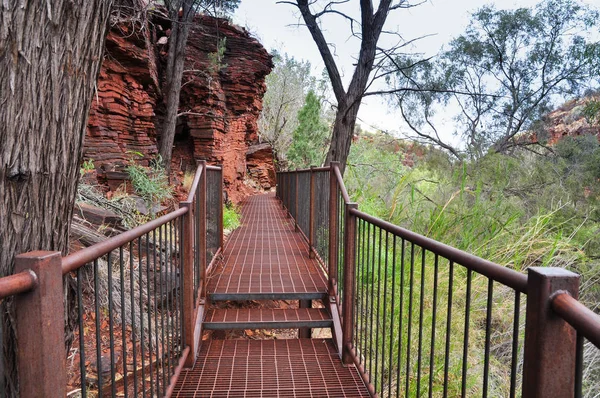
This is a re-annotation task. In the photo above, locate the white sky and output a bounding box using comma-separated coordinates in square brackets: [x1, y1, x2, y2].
[233, 0, 598, 141]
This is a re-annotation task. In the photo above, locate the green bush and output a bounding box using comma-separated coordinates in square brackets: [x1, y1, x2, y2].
[223, 204, 241, 231]
[126, 154, 173, 216]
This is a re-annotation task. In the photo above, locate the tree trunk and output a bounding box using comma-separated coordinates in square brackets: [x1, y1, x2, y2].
[0, 1, 112, 395]
[158, 2, 194, 174]
[324, 100, 360, 174]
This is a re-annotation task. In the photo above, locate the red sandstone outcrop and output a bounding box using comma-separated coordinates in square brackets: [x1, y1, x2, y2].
[533, 95, 600, 145]
[83, 14, 275, 203]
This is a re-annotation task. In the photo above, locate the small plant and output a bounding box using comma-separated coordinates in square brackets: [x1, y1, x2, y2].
[182, 170, 195, 192]
[223, 203, 241, 232]
[126, 153, 173, 217]
[208, 37, 227, 75]
[80, 159, 95, 176]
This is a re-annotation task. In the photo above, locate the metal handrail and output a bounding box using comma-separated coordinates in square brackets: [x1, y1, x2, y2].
[0, 270, 38, 299]
[350, 208, 529, 293]
[62, 206, 188, 274]
[332, 163, 351, 204]
[185, 163, 205, 203]
[552, 292, 600, 348]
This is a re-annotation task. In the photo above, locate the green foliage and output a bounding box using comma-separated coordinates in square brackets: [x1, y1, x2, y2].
[259, 52, 326, 162]
[126, 154, 173, 216]
[583, 99, 600, 125]
[208, 37, 227, 74]
[80, 159, 95, 176]
[286, 91, 329, 168]
[394, 0, 600, 158]
[345, 132, 600, 395]
[223, 203, 241, 231]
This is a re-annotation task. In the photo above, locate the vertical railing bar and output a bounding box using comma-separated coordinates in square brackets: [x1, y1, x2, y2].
[130, 240, 138, 398]
[396, 238, 406, 398]
[179, 216, 185, 353]
[218, 166, 224, 250]
[199, 161, 207, 300]
[381, 231, 389, 396]
[354, 218, 361, 354]
[428, 254, 439, 398]
[309, 167, 315, 258]
[460, 269, 472, 398]
[388, 234, 397, 398]
[94, 258, 103, 397]
[483, 278, 493, 397]
[369, 223, 376, 384]
[119, 246, 128, 398]
[165, 221, 177, 375]
[107, 251, 117, 396]
[138, 236, 146, 397]
[443, 260, 454, 398]
[342, 202, 357, 364]
[509, 290, 520, 398]
[417, 248, 426, 397]
[160, 226, 167, 395]
[153, 228, 161, 395]
[77, 267, 87, 398]
[375, 227, 383, 391]
[146, 233, 155, 396]
[360, 219, 368, 366]
[328, 162, 339, 290]
[405, 242, 415, 397]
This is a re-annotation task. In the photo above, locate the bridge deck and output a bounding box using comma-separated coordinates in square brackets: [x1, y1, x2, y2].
[172, 194, 369, 397]
[207, 194, 328, 301]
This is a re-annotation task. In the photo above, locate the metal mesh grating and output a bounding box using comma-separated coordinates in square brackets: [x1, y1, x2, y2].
[207, 194, 327, 299]
[172, 339, 370, 397]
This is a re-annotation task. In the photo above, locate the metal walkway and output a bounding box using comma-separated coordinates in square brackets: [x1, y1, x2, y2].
[172, 194, 369, 397]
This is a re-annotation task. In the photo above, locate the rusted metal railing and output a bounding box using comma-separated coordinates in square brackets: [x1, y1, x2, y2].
[276, 161, 600, 398]
[0, 161, 223, 397]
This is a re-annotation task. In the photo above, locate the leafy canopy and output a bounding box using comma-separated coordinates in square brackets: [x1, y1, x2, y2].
[394, 0, 600, 159]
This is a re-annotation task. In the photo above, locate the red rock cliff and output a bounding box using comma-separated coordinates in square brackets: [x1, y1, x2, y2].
[84, 15, 275, 202]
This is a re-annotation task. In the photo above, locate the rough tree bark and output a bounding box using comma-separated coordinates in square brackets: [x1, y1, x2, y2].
[158, 0, 195, 173]
[293, 0, 402, 174]
[0, 0, 113, 394]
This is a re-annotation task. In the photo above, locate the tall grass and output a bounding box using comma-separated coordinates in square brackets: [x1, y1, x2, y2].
[344, 135, 600, 396]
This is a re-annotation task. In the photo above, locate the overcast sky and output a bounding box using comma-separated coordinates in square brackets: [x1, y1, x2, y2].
[232, 0, 597, 142]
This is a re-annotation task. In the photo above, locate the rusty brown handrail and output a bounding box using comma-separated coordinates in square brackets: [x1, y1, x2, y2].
[349, 208, 528, 293]
[61, 206, 188, 274]
[0, 270, 38, 299]
[185, 163, 205, 203]
[332, 163, 351, 203]
[552, 292, 600, 348]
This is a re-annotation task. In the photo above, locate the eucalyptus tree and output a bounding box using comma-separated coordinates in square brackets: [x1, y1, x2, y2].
[281, 0, 423, 173]
[394, 0, 600, 159]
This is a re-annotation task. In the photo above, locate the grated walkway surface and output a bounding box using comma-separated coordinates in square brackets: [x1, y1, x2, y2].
[207, 194, 328, 300]
[172, 339, 369, 397]
[172, 194, 369, 397]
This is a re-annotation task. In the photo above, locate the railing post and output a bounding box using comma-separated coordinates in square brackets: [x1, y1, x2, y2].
[294, 171, 299, 231]
[14, 251, 66, 397]
[522, 267, 579, 398]
[308, 166, 316, 259]
[328, 161, 340, 291]
[218, 164, 224, 250]
[342, 203, 358, 365]
[198, 161, 207, 300]
[180, 202, 196, 367]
